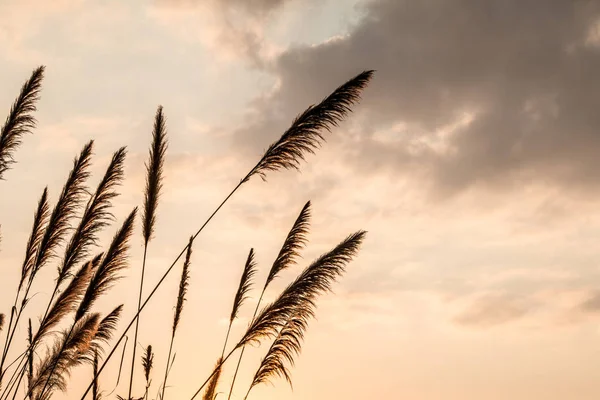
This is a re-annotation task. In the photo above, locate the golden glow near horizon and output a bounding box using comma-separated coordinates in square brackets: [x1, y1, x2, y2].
[1, 1, 600, 399]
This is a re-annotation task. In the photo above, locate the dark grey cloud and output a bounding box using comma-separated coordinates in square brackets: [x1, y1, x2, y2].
[579, 291, 600, 314]
[234, 0, 600, 198]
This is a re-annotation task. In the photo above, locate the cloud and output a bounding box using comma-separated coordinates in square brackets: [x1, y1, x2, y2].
[162, 0, 290, 16]
[579, 291, 600, 314]
[230, 0, 600, 200]
[453, 293, 532, 328]
[150, 0, 294, 65]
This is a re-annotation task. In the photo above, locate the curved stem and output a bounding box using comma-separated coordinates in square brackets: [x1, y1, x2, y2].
[128, 244, 149, 400]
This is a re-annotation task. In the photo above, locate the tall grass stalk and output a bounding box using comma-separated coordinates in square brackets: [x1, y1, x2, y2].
[128, 106, 167, 400]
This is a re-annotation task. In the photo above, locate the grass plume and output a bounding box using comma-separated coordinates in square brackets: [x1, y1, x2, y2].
[18, 188, 50, 293]
[160, 237, 193, 400]
[246, 70, 374, 182]
[229, 249, 257, 326]
[227, 201, 311, 400]
[206, 250, 257, 400]
[129, 106, 168, 400]
[239, 231, 366, 347]
[30, 314, 101, 400]
[190, 231, 366, 400]
[1, 142, 93, 385]
[35, 257, 97, 344]
[201, 358, 221, 400]
[57, 147, 126, 290]
[142, 106, 168, 244]
[0, 66, 44, 180]
[32, 210, 135, 400]
[76, 209, 137, 320]
[31, 141, 94, 280]
[141, 346, 153, 400]
[244, 315, 307, 399]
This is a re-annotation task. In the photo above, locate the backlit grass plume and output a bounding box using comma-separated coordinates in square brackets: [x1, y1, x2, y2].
[34, 257, 96, 344]
[129, 106, 168, 400]
[141, 346, 153, 400]
[244, 314, 307, 400]
[76, 210, 137, 320]
[30, 313, 101, 400]
[189, 231, 366, 400]
[18, 188, 50, 293]
[205, 249, 257, 400]
[0, 66, 44, 180]
[1, 142, 93, 383]
[160, 237, 193, 400]
[227, 201, 311, 400]
[246, 70, 374, 182]
[32, 210, 135, 400]
[202, 358, 221, 400]
[142, 106, 168, 244]
[229, 249, 257, 326]
[57, 147, 126, 291]
[173, 237, 192, 335]
[32, 141, 93, 279]
[238, 231, 366, 348]
[93, 305, 124, 358]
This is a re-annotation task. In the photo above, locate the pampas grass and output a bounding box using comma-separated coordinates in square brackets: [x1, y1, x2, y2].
[227, 201, 310, 399]
[0, 66, 373, 400]
[128, 106, 168, 400]
[0, 66, 44, 180]
[204, 249, 257, 400]
[159, 237, 193, 400]
[141, 346, 153, 400]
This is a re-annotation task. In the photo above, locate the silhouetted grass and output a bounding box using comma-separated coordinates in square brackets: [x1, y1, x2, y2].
[0, 66, 373, 400]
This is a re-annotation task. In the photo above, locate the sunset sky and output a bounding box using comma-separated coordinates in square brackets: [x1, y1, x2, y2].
[2, 1, 600, 399]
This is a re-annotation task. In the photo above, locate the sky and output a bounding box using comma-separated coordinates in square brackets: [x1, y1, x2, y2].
[1, 0, 600, 399]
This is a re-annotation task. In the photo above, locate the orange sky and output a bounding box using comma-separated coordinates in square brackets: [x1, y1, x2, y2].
[1, 1, 600, 399]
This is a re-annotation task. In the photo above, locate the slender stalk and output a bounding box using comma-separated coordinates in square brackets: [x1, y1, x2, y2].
[127, 245, 148, 400]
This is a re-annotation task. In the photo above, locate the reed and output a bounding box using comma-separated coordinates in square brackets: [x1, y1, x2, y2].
[128, 106, 168, 400]
[159, 237, 192, 400]
[0, 66, 373, 400]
